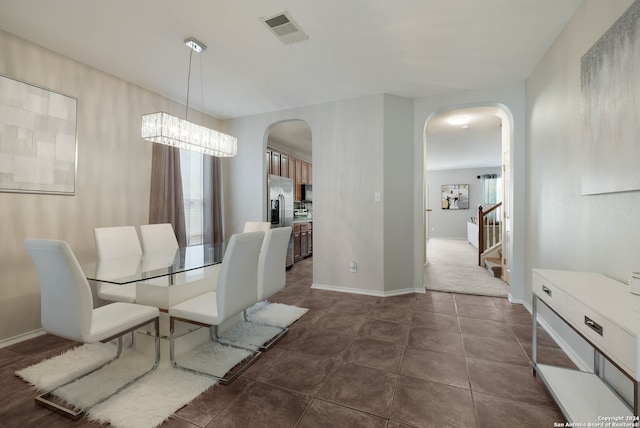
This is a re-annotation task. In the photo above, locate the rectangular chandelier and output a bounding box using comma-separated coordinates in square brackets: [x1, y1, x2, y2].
[141, 112, 237, 157]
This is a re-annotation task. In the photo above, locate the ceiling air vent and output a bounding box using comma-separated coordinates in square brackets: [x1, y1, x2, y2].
[261, 10, 309, 45]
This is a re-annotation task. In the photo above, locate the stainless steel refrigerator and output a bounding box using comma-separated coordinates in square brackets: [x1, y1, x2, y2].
[267, 174, 294, 267]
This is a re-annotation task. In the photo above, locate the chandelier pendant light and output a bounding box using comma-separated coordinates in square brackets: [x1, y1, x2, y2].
[141, 37, 237, 157]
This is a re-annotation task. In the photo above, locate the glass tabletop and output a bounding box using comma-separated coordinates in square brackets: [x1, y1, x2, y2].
[83, 243, 225, 284]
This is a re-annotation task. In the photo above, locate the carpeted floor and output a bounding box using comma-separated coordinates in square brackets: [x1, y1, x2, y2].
[424, 238, 510, 297]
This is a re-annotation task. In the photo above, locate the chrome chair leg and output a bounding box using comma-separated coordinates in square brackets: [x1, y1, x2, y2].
[169, 317, 261, 385]
[245, 307, 289, 351]
[35, 318, 160, 420]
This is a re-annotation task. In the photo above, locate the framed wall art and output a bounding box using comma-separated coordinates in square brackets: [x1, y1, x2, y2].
[441, 184, 469, 210]
[0, 74, 77, 195]
[581, 0, 640, 195]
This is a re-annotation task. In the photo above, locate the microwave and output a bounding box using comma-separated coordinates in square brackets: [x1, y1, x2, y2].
[302, 184, 312, 202]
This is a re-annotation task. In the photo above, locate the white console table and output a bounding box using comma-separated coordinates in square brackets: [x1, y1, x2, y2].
[532, 269, 640, 423]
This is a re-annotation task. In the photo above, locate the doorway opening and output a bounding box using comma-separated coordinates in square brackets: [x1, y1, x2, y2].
[264, 119, 313, 267]
[422, 105, 512, 297]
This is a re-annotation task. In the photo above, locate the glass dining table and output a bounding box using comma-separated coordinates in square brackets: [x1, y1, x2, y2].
[83, 244, 227, 359]
[83, 243, 225, 311]
[83, 243, 225, 285]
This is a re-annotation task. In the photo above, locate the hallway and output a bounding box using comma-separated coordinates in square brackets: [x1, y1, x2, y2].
[424, 238, 510, 297]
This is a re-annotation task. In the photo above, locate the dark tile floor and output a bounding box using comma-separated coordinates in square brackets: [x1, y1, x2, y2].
[0, 257, 572, 427]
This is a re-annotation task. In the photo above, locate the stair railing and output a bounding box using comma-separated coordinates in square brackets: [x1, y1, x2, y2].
[477, 202, 502, 266]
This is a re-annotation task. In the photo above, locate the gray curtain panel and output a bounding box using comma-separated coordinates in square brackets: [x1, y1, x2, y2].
[203, 155, 223, 244]
[149, 144, 188, 247]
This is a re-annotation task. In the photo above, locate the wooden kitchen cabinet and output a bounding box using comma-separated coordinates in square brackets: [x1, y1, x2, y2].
[293, 224, 301, 259]
[266, 149, 272, 174]
[294, 158, 303, 200]
[294, 222, 312, 261]
[301, 161, 308, 184]
[288, 157, 295, 181]
[267, 146, 312, 202]
[300, 229, 308, 257]
[280, 154, 289, 178]
[270, 151, 281, 176]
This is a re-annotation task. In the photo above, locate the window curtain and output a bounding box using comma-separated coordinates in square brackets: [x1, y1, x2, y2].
[149, 144, 188, 247]
[203, 155, 223, 244]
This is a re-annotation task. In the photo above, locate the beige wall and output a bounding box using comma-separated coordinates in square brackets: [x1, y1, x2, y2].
[0, 30, 222, 343]
[526, 0, 638, 290]
[225, 96, 390, 296]
[526, 0, 639, 374]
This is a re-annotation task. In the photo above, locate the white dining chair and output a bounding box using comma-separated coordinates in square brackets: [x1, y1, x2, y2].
[257, 227, 292, 301]
[94, 226, 142, 259]
[94, 226, 142, 303]
[249, 226, 292, 350]
[139, 223, 178, 253]
[243, 221, 271, 233]
[168, 231, 264, 384]
[24, 239, 160, 420]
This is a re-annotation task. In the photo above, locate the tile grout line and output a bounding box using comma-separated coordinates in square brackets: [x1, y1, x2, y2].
[457, 298, 482, 428]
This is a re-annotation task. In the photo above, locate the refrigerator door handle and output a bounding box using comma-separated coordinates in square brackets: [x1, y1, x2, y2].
[279, 194, 285, 227]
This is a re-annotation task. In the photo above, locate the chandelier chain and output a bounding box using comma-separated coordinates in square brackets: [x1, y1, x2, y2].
[185, 48, 194, 120]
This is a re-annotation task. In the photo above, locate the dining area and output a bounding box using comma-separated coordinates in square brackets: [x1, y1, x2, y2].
[15, 222, 304, 426]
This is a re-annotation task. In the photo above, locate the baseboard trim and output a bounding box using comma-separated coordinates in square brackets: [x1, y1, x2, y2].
[0, 328, 46, 349]
[311, 283, 419, 298]
[508, 293, 524, 304]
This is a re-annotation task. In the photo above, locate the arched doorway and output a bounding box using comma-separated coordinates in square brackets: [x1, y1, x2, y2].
[422, 104, 513, 296]
[264, 119, 313, 266]
[264, 119, 312, 208]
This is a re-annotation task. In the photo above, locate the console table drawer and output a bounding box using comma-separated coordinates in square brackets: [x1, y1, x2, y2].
[566, 297, 637, 376]
[533, 273, 567, 313]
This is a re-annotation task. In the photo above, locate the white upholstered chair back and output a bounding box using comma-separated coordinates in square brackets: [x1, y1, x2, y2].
[243, 222, 271, 233]
[258, 227, 292, 301]
[93, 226, 142, 303]
[94, 226, 142, 259]
[215, 231, 264, 322]
[24, 239, 93, 341]
[139, 223, 179, 253]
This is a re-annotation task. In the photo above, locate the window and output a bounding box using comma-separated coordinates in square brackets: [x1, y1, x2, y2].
[480, 173, 502, 221]
[481, 173, 502, 206]
[180, 149, 204, 245]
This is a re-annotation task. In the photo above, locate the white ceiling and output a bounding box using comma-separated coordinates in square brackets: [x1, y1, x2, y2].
[426, 106, 503, 171]
[268, 121, 312, 158]
[0, 0, 582, 168]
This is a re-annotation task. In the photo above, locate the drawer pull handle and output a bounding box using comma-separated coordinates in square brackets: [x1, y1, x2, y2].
[584, 316, 603, 336]
[542, 285, 552, 297]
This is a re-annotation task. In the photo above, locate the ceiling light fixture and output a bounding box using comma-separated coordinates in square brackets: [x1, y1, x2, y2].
[141, 37, 237, 157]
[448, 116, 470, 126]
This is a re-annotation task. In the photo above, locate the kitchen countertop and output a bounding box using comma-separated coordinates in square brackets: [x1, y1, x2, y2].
[293, 218, 312, 224]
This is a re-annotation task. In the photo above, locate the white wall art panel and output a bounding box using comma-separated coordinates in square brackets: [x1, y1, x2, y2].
[0, 74, 77, 194]
[581, 0, 640, 195]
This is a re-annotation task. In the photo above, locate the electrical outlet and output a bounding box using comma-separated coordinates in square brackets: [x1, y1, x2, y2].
[350, 261, 358, 272]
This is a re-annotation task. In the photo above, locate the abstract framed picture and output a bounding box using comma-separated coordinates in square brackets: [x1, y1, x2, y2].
[581, 0, 640, 195]
[441, 184, 469, 210]
[0, 74, 77, 195]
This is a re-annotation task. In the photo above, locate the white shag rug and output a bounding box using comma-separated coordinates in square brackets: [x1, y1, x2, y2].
[247, 301, 308, 328]
[16, 301, 307, 428]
